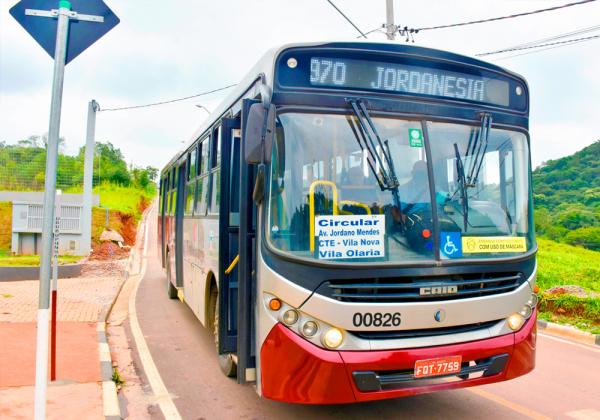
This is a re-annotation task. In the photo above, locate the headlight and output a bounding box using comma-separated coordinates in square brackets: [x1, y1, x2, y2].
[282, 309, 299, 326]
[507, 313, 525, 331]
[527, 294, 538, 308]
[265, 294, 345, 349]
[301, 321, 318, 337]
[323, 328, 344, 349]
[519, 305, 533, 318]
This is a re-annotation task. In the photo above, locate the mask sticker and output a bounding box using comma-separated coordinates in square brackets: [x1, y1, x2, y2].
[462, 236, 527, 253]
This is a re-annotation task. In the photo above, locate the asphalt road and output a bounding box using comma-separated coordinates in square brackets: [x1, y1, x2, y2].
[131, 211, 600, 420]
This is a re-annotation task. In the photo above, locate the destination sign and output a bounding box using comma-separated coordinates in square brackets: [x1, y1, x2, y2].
[309, 57, 510, 107]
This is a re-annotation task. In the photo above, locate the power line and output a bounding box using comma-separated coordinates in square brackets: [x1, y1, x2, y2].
[492, 35, 600, 61]
[98, 84, 237, 112]
[359, 26, 386, 38]
[499, 24, 600, 51]
[324, 0, 367, 39]
[414, 0, 597, 32]
[477, 34, 600, 57]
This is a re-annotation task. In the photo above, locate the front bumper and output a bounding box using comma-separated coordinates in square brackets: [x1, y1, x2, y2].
[260, 310, 537, 404]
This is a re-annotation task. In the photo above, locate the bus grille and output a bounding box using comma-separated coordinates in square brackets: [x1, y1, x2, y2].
[326, 272, 524, 303]
[350, 319, 501, 340]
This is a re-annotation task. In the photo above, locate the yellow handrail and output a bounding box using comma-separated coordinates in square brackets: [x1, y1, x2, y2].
[224, 254, 239, 275]
[339, 200, 372, 215]
[309, 180, 338, 253]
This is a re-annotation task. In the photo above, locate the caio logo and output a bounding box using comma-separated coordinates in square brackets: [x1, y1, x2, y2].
[419, 285, 458, 296]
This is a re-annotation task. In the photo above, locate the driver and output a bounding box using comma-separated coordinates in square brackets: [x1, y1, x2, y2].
[400, 160, 430, 210]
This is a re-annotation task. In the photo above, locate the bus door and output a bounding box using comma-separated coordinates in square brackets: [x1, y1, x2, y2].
[236, 99, 259, 383]
[160, 176, 168, 267]
[175, 160, 187, 287]
[218, 117, 242, 356]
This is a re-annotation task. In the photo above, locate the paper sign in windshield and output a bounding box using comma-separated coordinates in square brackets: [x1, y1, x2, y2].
[315, 215, 385, 259]
[462, 236, 527, 253]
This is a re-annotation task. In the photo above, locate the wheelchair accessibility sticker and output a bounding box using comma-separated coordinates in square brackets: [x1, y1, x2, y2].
[441, 232, 462, 258]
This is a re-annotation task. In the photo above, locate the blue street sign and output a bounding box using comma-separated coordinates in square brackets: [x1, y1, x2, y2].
[9, 0, 119, 64]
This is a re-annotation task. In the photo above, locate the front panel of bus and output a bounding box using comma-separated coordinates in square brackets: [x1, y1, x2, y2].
[254, 44, 537, 403]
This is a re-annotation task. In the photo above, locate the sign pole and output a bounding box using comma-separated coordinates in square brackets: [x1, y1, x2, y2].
[50, 190, 61, 382]
[34, 2, 71, 418]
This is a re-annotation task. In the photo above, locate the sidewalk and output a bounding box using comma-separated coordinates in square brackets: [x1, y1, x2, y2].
[0, 259, 127, 419]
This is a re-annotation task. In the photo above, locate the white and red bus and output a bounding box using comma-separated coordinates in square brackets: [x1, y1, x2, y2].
[158, 41, 538, 403]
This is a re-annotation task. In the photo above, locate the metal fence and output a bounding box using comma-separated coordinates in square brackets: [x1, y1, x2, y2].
[0, 144, 94, 192]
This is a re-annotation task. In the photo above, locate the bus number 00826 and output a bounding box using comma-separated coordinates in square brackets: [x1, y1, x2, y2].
[352, 312, 401, 327]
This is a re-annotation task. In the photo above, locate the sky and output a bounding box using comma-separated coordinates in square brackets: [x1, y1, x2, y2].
[1, 0, 599, 171]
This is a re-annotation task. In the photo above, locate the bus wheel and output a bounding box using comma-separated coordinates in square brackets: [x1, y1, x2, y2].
[166, 255, 178, 299]
[209, 286, 237, 378]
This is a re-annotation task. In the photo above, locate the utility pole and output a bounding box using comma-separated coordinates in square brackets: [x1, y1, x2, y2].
[385, 0, 396, 40]
[81, 99, 99, 256]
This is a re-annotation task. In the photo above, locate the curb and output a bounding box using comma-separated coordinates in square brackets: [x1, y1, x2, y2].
[97, 206, 150, 420]
[97, 251, 134, 420]
[537, 320, 600, 347]
[0, 263, 83, 282]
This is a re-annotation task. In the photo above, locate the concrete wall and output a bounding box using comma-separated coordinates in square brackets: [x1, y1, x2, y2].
[0, 191, 99, 206]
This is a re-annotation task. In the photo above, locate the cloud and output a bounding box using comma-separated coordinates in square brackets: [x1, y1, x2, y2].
[1, 0, 599, 173]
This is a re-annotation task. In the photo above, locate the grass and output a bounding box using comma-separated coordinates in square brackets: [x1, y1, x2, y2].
[94, 183, 155, 221]
[0, 202, 12, 250]
[536, 238, 600, 293]
[536, 238, 600, 334]
[0, 253, 84, 266]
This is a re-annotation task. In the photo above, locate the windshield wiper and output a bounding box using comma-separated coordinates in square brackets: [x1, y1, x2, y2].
[453, 143, 469, 231]
[346, 99, 401, 211]
[465, 113, 492, 187]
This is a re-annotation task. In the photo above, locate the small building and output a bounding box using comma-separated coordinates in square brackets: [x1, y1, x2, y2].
[1, 191, 99, 256]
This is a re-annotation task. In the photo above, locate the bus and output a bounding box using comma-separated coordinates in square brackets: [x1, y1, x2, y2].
[158, 41, 538, 404]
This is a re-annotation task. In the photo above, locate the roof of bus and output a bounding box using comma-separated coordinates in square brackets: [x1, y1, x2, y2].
[163, 41, 525, 172]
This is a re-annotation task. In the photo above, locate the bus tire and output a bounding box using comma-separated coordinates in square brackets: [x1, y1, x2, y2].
[209, 285, 237, 378]
[166, 254, 178, 299]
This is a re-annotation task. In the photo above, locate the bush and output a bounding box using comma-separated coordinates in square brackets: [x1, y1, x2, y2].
[564, 227, 600, 251]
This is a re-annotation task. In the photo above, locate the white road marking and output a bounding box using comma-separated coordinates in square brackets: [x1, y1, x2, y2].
[539, 332, 600, 353]
[465, 387, 552, 420]
[128, 206, 182, 420]
[566, 409, 600, 419]
[143, 216, 149, 257]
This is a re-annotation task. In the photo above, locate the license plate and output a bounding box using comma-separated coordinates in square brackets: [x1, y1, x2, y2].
[414, 355, 462, 378]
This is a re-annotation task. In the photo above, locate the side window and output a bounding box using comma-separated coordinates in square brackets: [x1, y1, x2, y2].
[195, 176, 210, 216]
[229, 135, 240, 225]
[209, 169, 220, 215]
[200, 137, 210, 175]
[188, 148, 197, 180]
[185, 181, 195, 215]
[212, 125, 221, 168]
[158, 178, 164, 213]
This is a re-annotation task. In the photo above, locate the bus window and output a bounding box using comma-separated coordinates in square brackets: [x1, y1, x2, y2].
[200, 137, 210, 175]
[185, 180, 195, 215]
[212, 125, 222, 168]
[209, 169, 220, 215]
[195, 175, 210, 216]
[229, 136, 240, 226]
[188, 148, 197, 181]
[158, 178, 164, 214]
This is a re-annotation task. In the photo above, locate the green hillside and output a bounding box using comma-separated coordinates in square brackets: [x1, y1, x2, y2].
[533, 140, 600, 250]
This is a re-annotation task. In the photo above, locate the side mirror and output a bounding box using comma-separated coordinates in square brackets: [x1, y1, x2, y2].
[244, 103, 275, 164]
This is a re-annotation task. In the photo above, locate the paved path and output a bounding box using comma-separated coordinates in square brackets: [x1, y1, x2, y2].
[131, 210, 600, 420]
[0, 259, 126, 419]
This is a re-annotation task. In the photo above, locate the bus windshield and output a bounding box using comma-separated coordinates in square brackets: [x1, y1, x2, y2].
[267, 112, 533, 263]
